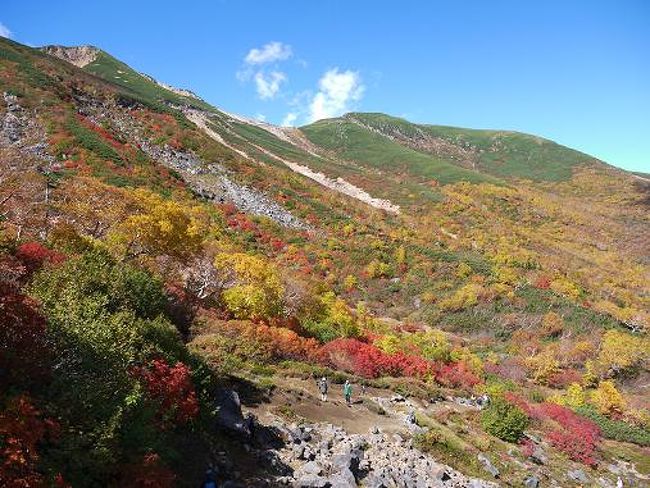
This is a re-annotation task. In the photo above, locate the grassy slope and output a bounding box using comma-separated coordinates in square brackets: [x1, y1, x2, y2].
[300, 117, 497, 186]
[82, 49, 216, 112]
[304, 112, 603, 182]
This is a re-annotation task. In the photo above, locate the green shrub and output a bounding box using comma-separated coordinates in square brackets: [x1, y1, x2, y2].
[576, 406, 650, 447]
[481, 397, 530, 442]
[27, 249, 189, 483]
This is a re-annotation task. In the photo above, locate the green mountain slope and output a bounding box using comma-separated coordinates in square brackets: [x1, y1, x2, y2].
[80, 48, 216, 111]
[302, 112, 604, 182]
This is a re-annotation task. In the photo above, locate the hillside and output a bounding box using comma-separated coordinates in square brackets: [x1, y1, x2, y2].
[1, 36, 649, 487]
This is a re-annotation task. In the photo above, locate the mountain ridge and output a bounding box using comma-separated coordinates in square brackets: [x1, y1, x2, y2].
[1, 36, 648, 487]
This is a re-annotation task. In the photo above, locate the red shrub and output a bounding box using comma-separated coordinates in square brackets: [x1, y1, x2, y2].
[534, 275, 551, 289]
[118, 452, 175, 488]
[533, 403, 600, 465]
[252, 324, 321, 362]
[15, 242, 65, 274]
[0, 396, 59, 487]
[503, 392, 536, 417]
[0, 284, 50, 389]
[520, 438, 535, 458]
[547, 369, 582, 389]
[434, 361, 480, 390]
[320, 338, 435, 379]
[135, 360, 199, 426]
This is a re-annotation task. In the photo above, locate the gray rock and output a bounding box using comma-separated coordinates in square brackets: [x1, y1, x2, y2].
[477, 453, 500, 478]
[293, 474, 330, 488]
[524, 475, 540, 488]
[296, 461, 323, 477]
[214, 389, 251, 437]
[567, 469, 589, 484]
[528, 446, 548, 465]
[327, 468, 356, 487]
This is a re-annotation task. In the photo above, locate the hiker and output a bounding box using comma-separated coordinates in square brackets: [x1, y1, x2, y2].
[201, 467, 217, 488]
[318, 376, 328, 402]
[343, 380, 353, 406]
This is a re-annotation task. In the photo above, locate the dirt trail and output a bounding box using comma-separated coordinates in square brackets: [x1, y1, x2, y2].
[245, 376, 469, 437]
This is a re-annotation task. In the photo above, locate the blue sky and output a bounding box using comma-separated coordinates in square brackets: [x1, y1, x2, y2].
[2, 1, 649, 172]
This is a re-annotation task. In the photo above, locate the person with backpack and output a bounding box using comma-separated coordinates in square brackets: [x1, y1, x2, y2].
[343, 380, 353, 406]
[318, 376, 328, 402]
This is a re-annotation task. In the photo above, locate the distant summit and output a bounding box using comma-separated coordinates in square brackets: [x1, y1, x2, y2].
[41, 44, 99, 68]
[42, 44, 204, 102]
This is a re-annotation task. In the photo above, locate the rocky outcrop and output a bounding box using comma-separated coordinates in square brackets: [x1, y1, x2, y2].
[1, 92, 55, 165]
[272, 422, 498, 487]
[41, 45, 99, 68]
[74, 98, 308, 230]
[139, 73, 205, 101]
[187, 109, 401, 215]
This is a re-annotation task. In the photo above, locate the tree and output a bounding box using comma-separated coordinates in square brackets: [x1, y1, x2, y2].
[591, 380, 626, 417]
[110, 188, 209, 260]
[481, 397, 530, 443]
[54, 177, 138, 238]
[301, 292, 359, 342]
[525, 348, 560, 385]
[596, 329, 648, 377]
[214, 252, 284, 321]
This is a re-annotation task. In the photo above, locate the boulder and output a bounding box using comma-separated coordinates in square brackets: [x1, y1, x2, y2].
[327, 468, 356, 487]
[524, 475, 540, 488]
[567, 469, 589, 484]
[293, 474, 330, 488]
[214, 389, 251, 438]
[477, 453, 500, 478]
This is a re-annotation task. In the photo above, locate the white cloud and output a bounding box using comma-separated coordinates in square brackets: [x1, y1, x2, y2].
[281, 112, 298, 127]
[245, 41, 292, 65]
[308, 68, 365, 122]
[254, 71, 286, 100]
[0, 22, 12, 39]
[238, 41, 293, 99]
[255, 113, 266, 122]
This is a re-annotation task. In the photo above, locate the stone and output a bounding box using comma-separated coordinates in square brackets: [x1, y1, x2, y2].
[293, 474, 330, 488]
[529, 446, 547, 465]
[524, 475, 540, 488]
[214, 389, 251, 438]
[567, 469, 589, 484]
[327, 468, 356, 487]
[477, 453, 500, 478]
[296, 461, 323, 477]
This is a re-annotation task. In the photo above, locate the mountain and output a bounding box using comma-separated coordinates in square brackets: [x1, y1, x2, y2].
[1, 37, 649, 487]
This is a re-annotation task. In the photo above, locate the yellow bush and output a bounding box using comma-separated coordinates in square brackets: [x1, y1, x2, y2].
[110, 188, 209, 259]
[597, 329, 648, 376]
[374, 334, 401, 355]
[541, 312, 564, 338]
[550, 276, 581, 299]
[366, 259, 391, 278]
[549, 382, 585, 407]
[456, 262, 472, 278]
[591, 380, 626, 417]
[215, 253, 284, 320]
[438, 283, 483, 312]
[525, 348, 559, 385]
[343, 274, 358, 292]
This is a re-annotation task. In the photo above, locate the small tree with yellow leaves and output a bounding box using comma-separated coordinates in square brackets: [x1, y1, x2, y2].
[591, 380, 626, 417]
[214, 252, 284, 321]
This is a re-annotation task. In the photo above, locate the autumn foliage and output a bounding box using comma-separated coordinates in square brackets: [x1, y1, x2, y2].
[134, 359, 199, 426]
[0, 396, 59, 488]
